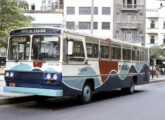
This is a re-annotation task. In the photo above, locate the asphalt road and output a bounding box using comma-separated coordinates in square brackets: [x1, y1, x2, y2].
[0, 82, 165, 120]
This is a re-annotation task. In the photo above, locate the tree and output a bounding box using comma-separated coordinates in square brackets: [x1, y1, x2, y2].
[149, 46, 162, 60]
[149, 45, 165, 67]
[0, 0, 33, 48]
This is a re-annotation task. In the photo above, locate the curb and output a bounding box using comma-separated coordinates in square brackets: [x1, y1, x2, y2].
[150, 80, 165, 84]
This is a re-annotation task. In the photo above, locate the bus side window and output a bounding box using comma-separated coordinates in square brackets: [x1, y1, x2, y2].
[123, 48, 131, 61]
[69, 40, 85, 61]
[86, 43, 98, 58]
[144, 49, 148, 61]
[63, 38, 68, 63]
[111, 46, 121, 60]
[140, 50, 144, 61]
[101, 45, 109, 59]
[132, 48, 139, 61]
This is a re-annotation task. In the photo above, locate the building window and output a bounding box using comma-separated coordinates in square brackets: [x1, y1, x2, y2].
[116, 31, 119, 39]
[79, 22, 98, 30]
[127, 0, 132, 4]
[102, 7, 111, 15]
[67, 7, 75, 15]
[79, 7, 98, 15]
[150, 36, 155, 44]
[163, 36, 165, 44]
[123, 0, 126, 4]
[31, 4, 35, 10]
[42, 0, 46, 4]
[150, 21, 155, 28]
[116, 13, 120, 23]
[93, 22, 98, 29]
[66, 22, 75, 29]
[94, 7, 98, 15]
[102, 22, 110, 30]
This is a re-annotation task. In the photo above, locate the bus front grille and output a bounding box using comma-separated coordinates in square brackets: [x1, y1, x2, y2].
[14, 71, 44, 84]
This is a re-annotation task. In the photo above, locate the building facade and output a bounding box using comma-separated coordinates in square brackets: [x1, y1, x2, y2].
[64, 0, 146, 44]
[25, 0, 146, 44]
[113, 0, 146, 45]
[146, 2, 165, 48]
[25, 0, 63, 27]
[64, 0, 114, 38]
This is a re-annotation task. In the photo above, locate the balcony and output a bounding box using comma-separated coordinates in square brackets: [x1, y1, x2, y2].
[120, 4, 143, 11]
[146, 28, 159, 34]
[118, 23, 139, 29]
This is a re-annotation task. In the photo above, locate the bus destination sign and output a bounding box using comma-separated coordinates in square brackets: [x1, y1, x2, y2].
[10, 28, 60, 35]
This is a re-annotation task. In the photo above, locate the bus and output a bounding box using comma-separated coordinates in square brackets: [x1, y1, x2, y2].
[4, 27, 150, 103]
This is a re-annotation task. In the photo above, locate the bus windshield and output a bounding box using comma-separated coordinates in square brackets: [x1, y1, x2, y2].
[31, 35, 60, 61]
[8, 36, 30, 60]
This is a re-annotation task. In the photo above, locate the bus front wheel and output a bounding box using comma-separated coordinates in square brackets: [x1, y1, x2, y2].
[80, 82, 93, 104]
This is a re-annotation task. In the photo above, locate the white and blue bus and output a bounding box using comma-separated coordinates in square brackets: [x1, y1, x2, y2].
[4, 27, 150, 103]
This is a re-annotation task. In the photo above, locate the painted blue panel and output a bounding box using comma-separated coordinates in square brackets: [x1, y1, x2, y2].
[32, 69, 42, 72]
[4, 86, 63, 97]
[119, 63, 130, 80]
[45, 68, 57, 72]
[10, 64, 32, 71]
[78, 67, 100, 87]
[135, 62, 144, 72]
[63, 67, 100, 90]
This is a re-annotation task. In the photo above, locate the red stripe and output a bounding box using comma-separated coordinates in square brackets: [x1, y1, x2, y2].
[99, 61, 118, 82]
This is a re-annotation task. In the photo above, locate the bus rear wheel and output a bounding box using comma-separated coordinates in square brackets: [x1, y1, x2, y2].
[122, 80, 135, 94]
[80, 82, 93, 104]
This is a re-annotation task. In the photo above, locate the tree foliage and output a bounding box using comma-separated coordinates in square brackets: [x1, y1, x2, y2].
[0, 0, 33, 48]
[150, 45, 165, 60]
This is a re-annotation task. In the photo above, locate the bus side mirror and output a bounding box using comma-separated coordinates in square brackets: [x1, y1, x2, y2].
[68, 41, 73, 55]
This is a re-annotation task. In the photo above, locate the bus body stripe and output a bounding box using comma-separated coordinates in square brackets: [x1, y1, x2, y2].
[99, 61, 118, 82]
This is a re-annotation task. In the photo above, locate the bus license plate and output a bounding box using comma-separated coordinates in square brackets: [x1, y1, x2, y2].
[9, 83, 16, 87]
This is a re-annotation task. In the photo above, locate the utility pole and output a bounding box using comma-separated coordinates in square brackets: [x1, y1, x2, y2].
[90, 0, 94, 34]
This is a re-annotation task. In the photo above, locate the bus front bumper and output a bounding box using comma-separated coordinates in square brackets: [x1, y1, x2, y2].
[4, 86, 63, 97]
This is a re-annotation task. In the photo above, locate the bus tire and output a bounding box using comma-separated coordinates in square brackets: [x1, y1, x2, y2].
[122, 80, 135, 94]
[80, 82, 93, 104]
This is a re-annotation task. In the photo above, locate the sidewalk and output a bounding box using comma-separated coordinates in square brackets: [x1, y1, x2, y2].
[0, 74, 165, 105]
[150, 75, 165, 83]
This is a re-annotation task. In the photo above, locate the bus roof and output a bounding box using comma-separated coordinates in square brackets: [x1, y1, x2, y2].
[9, 27, 146, 48]
[64, 29, 146, 48]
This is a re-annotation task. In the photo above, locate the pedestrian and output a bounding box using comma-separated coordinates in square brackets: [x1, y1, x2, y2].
[155, 66, 159, 78]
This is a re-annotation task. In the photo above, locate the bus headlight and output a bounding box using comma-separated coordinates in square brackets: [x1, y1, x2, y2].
[46, 74, 51, 79]
[10, 72, 14, 77]
[5, 72, 9, 77]
[52, 74, 57, 80]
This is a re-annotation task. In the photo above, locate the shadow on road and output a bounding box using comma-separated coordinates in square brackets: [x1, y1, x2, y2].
[13, 90, 145, 110]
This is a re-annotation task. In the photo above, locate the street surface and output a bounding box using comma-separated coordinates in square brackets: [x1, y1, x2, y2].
[0, 82, 165, 120]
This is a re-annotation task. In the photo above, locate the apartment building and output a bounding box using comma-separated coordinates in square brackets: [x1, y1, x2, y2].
[64, 0, 145, 44]
[25, 0, 146, 44]
[64, 0, 114, 38]
[113, 0, 146, 44]
[146, 1, 165, 47]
